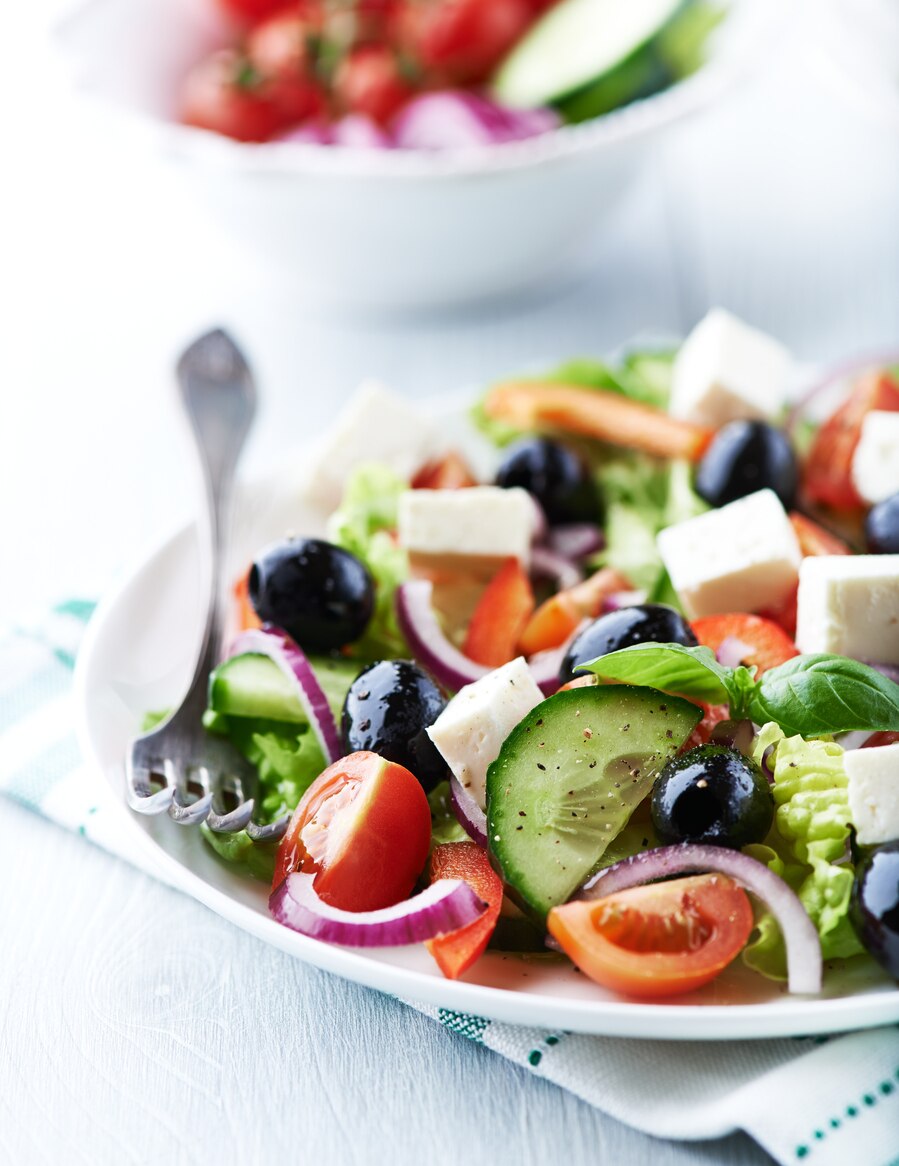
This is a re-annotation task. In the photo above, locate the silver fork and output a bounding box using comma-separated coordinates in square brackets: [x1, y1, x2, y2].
[125, 329, 289, 844]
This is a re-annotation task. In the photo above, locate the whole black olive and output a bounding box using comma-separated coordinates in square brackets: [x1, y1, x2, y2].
[865, 493, 899, 555]
[249, 537, 374, 652]
[849, 841, 899, 982]
[695, 420, 798, 509]
[559, 604, 698, 684]
[495, 437, 599, 525]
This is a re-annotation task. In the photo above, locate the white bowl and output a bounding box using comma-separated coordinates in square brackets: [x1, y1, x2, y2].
[54, 0, 781, 311]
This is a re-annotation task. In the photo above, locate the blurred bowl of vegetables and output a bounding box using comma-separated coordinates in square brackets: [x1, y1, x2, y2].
[55, 0, 780, 310]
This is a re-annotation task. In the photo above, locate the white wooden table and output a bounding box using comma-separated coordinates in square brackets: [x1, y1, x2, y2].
[3, 5, 899, 1162]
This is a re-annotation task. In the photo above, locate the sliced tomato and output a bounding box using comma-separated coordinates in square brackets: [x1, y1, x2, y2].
[518, 568, 631, 656]
[804, 370, 899, 510]
[484, 381, 713, 463]
[789, 511, 853, 557]
[548, 874, 754, 998]
[411, 450, 479, 490]
[425, 842, 503, 979]
[691, 613, 799, 676]
[463, 557, 535, 667]
[233, 568, 262, 632]
[273, 751, 431, 912]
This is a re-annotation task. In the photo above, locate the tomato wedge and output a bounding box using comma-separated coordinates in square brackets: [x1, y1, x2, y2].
[233, 568, 262, 632]
[411, 450, 479, 490]
[273, 751, 431, 913]
[804, 370, 899, 510]
[463, 557, 535, 667]
[548, 874, 753, 998]
[789, 512, 853, 557]
[518, 568, 631, 655]
[484, 381, 713, 462]
[425, 842, 503, 979]
[691, 613, 799, 675]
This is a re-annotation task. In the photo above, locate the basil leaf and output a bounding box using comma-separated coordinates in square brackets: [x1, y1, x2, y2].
[578, 642, 735, 705]
[749, 654, 899, 737]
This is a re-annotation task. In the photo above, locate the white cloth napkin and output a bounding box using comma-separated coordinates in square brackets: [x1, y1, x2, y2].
[3, 604, 898, 1166]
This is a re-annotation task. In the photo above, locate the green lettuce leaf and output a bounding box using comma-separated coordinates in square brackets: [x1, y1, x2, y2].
[327, 463, 410, 659]
[744, 724, 863, 979]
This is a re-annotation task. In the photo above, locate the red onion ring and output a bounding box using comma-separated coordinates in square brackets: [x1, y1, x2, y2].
[270, 873, 486, 946]
[229, 626, 342, 763]
[449, 773, 488, 849]
[547, 523, 605, 560]
[578, 843, 822, 995]
[601, 589, 648, 614]
[787, 352, 899, 434]
[715, 636, 756, 669]
[530, 545, 583, 592]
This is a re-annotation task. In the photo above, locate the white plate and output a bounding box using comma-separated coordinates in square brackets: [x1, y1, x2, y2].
[74, 403, 899, 1041]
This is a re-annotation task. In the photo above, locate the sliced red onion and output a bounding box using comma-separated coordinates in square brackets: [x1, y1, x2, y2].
[578, 844, 822, 995]
[526, 494, 549, 544]
[787, 352, 899, 433]
[391, 90, 559, 151]
[548, 523, 605, 560]
[396, 580, 490, 691]
[716, 636, 756, 669]
[838, 730, 876, 751]
[331, 114, 392, 149]
[449, 774, 487, 849]
[601, 589, 648, 614]
[230, 626, 342, 763]
[270, 872, 485, 946]
[530, 545, 583, 592]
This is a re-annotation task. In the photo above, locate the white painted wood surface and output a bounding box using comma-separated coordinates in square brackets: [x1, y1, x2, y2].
[3, 4, 899, 1163]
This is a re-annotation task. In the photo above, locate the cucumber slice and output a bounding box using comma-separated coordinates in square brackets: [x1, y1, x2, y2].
[208, 653, 360, 724]
[486, 685, 700, 920]
[493, 0, 685, 110]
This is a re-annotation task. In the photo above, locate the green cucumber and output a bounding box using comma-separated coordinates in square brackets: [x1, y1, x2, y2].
[207, 652, 360, 724]
[486, 685, 700, 921]
[493, 0, 685, 110]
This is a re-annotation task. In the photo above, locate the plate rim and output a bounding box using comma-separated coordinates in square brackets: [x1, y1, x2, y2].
[73, 524, 899, 1041]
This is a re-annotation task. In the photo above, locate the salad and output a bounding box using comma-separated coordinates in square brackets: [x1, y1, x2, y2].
[180, 0, 723, 148]
[190, 308, 899, 1001]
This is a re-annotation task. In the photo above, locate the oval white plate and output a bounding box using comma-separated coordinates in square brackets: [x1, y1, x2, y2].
[74, 404, 899, 1040]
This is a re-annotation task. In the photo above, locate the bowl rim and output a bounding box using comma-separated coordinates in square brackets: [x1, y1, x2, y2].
[52, 0, 788, 182]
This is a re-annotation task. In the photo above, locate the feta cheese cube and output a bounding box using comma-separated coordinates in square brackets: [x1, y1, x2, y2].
[795, 555, 899, 664]
[304, 380, 435, 509]
[851, 411, 899, 505]
[427, 657, 544, 810]
[657, 488, 801, 619]
[398, 486, 533, 573]
[670, 309, 793, 428]
[844, 742, 899, 845]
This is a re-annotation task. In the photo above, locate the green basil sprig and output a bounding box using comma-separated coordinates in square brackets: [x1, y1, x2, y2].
[579, 643, 899, 737]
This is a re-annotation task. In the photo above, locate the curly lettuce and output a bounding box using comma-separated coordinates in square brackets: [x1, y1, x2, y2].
[744, 724, 863, 979]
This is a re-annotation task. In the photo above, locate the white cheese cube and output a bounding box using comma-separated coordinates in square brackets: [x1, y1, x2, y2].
[670, 309, 792, 428]
[398, 486, 533, 571]
[844, 743, 899, 845]
[427, 657, 544, 810]
[304, 380, 435, 509]
[851, 411, 899, 505]
[657, 489, 801, 619]
[795, 555, 899, 664]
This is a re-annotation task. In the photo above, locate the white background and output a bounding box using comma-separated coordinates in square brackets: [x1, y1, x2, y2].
[2, 1, 899, 1163]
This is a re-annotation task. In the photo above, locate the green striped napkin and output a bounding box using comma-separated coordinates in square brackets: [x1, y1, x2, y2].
[3, 603, 898, 1166]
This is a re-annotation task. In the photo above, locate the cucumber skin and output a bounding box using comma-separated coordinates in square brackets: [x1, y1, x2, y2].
[486, 685, 701, 923]
[207, 652, 361, 725]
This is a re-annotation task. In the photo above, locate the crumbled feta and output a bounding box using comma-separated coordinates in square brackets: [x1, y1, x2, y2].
[844, 742, 899, 845]
[656, 488, 802, 619]
[851, 411, 899, 505]
[670, 309, 792, 428]
[427, 657, 544, 810]
[398, 486, 533, 570]
[304, 380, 435, 509]
[795, 555, 899, 664]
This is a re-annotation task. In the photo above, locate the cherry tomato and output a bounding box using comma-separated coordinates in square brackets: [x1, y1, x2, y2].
[246, 12, 326, 123]
[804, 370, 899, 511]
[691, 613, 799, 676]
[395, 0, 535, 84]
[548, 874, 754, 998]
[273, 751, 432, 912]
[425, 842, 503, 979]
[215, 0, 295, 28]
[333, 45, 415, 125]
[181, 50, 285, 142]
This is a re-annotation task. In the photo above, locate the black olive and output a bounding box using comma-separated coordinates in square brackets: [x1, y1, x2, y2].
[341, 660, 448, 792]
[695, 421, 798, 509]
[249, 537, 374, 652]
[865, 493, 899, 555]
[495, 437, 599, 525]
[651, 744, 774, 849]
[849, 841, 899, 982]
[559, 604, 697, 685]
